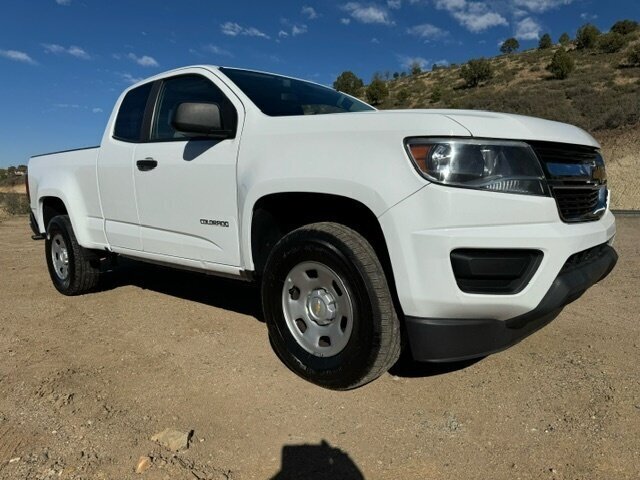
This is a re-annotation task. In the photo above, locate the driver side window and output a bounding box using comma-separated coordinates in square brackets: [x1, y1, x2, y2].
[151, 75, 233, 141]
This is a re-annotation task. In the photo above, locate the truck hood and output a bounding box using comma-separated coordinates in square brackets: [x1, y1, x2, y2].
[382, 109, 600, 148]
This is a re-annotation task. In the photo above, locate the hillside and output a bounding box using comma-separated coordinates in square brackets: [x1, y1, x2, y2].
[375, 34, 640, 210]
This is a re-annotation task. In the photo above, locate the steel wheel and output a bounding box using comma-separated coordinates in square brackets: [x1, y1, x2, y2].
[45, 215, 100, 295]
[282, 261, 354, 357]
[50, 233, 70, 280]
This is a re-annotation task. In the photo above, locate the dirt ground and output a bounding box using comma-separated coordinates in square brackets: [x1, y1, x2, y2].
[0, 216, 638, 480]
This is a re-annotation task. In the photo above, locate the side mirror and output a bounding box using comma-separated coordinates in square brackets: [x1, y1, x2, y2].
[171, 102, 231, 139]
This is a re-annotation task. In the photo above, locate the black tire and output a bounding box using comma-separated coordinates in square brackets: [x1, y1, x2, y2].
[261, 222, 401, 390]
[45, 215, 100, 296]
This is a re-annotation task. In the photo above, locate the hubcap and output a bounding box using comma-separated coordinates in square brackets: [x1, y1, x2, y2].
[282, 261, 354, 357]
[51, 233, 70, 280]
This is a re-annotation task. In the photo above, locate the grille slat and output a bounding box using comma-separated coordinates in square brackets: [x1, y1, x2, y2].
[528, 141, 607, 223]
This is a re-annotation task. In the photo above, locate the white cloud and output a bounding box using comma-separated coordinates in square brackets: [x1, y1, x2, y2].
[127, 53, 159, 67]
[514, 16, 541, 40]
[55, 0, 71, 5]
[292, 24, 308, 36]
[301, 6, 319, 19]
[44, 43, 90, 59]
[434, 1, 507, 32]
[342, 3, 394, 25]
[278, 30, 289, 37]
[220, 21, 270, 39]
[513, 0, 574, 13]
[434, 59, 449, 66]
[221, 22, 243, 36]
[434, 0, 465, 9]
[340, 17, 351, 25]
[398, 54, 430, 69]
[580, 12, 598, 20]
[121, 73, 143, 84]
[67, 46, 90, 59]
[407, 23, 448, 40]
[203, 44, 232, 57]
[387, 0, 401, 8]
[43, 44, 65, 54]
[0, 49, 37, 65]
[454, 10, 507, 32]
[92, 107, 104, 113]
[53, 103, 80, 108]
[371, 37, 380, 43]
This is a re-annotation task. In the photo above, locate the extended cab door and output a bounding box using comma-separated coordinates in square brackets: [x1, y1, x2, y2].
[132, 72, 243, 267]
[97, 81, 155, 251]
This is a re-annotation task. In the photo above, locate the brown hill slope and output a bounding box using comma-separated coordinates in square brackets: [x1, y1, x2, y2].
[377, 37, 640, 210]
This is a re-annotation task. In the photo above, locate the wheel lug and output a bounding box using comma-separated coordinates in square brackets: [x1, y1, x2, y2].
[289, 286, 300, 300]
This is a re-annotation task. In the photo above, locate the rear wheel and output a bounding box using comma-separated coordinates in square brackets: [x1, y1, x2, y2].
[261, 222, 401, 390]
[45, 215, 100, 295]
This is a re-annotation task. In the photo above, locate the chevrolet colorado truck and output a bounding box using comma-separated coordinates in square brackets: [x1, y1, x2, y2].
[27, 66, 618, 390]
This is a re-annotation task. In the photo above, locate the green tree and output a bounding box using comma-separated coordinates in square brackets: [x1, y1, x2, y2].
[396, 88, 410, 105]
[559, 32, 571, 46]
[333, 71, 364, 97]
[393, 71, 400, 79]
[538, 33, 553, 49]
[460, 58, 493, 87]
[7, 166, 16, 176]
[611, 19, 639, 36]
[500, 37, 520, 54]
[576, 23, 601, 49]
[410, 61, 422, 76]
[430, 84, 443, 103]
[627, 44, 640, 66]
[365, 77, 389, 105]
[547, 48, 575, 79]
[598, 32, 628, 53]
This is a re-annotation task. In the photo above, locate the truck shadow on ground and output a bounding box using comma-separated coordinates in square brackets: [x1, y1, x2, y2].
[98, 258, 264, 321]
[388, 354, 481, 378]
[98, 258, 480, 378]
[271, 440, 364, 480]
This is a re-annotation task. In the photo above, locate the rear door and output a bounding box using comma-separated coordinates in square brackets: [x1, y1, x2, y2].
[97, 81, 155, 251]
[132, 71, 243, 267]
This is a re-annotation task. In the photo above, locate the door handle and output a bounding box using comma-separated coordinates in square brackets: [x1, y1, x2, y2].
[136, 158, 158, 171]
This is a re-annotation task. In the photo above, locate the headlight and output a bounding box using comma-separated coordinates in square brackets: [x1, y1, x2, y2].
[405, 138, 549, 196]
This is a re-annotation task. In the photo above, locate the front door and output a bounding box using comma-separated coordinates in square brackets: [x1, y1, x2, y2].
[133, 73, 242, 267]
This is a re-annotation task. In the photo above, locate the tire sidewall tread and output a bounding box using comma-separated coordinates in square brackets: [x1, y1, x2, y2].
[262, 222, 401, 390]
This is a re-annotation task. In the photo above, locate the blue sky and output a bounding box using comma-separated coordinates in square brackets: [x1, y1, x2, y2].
[0, 0, 638, 167]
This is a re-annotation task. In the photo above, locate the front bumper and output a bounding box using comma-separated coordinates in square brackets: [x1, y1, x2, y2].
[405, 243, 617, 362]
[378, 183, 617, 361]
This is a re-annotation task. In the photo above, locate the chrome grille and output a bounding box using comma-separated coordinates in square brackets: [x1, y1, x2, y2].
[528, 141, 608, 223]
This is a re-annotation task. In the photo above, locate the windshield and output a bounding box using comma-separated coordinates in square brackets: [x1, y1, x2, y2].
[219, 67, 375, 117]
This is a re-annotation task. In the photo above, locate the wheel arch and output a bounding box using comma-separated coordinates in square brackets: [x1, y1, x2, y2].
[40, 195, 69, 233]
[247, 192, 400, 313]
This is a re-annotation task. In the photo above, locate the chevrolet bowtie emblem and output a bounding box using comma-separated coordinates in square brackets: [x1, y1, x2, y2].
[592, 164, 607, 183]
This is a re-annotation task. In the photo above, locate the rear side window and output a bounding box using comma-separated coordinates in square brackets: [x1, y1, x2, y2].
[113, 82, 153, 141]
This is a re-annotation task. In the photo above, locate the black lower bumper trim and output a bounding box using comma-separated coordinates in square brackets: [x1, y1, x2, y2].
[406, 243, 618, 362]
[29, 212, 44, 240]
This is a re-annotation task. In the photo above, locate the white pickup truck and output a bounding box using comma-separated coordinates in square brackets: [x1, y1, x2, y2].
[28, 65, 617, 389]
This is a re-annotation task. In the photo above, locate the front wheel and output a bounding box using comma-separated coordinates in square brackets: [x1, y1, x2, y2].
[45, 215, 100, 296]
[261, 222, 401, 390]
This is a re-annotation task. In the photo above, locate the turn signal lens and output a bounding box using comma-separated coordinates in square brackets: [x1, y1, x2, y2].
[408, 144, 431, 173]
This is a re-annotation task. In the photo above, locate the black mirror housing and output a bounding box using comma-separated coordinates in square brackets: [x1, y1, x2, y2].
[171, 102, 232, 139]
